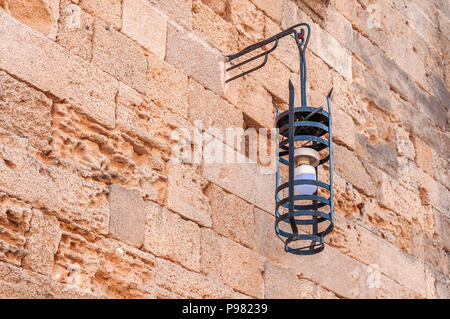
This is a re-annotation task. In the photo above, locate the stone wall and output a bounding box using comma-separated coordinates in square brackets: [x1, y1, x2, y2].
[0, 0, 448, 298]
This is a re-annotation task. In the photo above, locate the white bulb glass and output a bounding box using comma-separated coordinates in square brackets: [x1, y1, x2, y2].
[294, 164, 317, 195]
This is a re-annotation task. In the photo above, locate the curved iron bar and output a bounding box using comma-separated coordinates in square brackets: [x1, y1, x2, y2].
[224, 23, 311, 84]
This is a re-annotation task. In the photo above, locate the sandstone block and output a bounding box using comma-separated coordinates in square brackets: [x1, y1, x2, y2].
[205, 184, 256, 249]
[327, 215, 380, 266]
[254, 208, 375, 298]
[154, 256, 240, 298]
[200, 228, 264, 298]
[166, 22, 224, 94]
[250, 0, 284, 23]
[202, 0, 227, 17]
[295, 9, 352, 80]
[188, 79, 243, 131]
[356, 134, 399, 179]
[108, 184, 145, 248]
[376, 274, 421, 298]
[378, 238, 426, 296]
[192, 0, 239, 53]
[202, 142, 275, 213]
[379, 172, 422, 224]
[78, 0, 121, 27]
[0, 11, 118, 128]
[264, 262, 314, 299]
[151, 0, 193, 30]
[333, 143, 382, 197]
[223, 76, 274, 129]
[144, 201, 201, 271]
[147, 52, 189, 118]
[0, 71, 52, 153]
[0, 261, 98, 298]
[252, 55, 293, 105]
[22, 210, 61, 276]
[227, 0, 265, 42]
[393, 124, 415, 160]
[57, 1, 93, 61]
[0, 0, 59, 39]
[333, 108, 356, 150]
[122, 0, 167, 60]
[323, 6, 353, 48]
[166, 162, 212, 227]
[93, 19, 147, 93]
[0, 131, 110, 235]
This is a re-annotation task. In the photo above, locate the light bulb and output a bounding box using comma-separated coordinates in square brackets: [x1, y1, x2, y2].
[294, 164, 317, 195]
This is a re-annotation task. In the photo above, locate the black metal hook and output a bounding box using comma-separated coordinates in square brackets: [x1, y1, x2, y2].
[224, 23, 311, 83]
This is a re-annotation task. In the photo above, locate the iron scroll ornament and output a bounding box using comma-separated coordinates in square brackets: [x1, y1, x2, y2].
[225, 24, 334, 255]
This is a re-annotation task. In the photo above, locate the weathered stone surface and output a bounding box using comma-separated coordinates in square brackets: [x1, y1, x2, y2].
[201, 228, 264, 298]
[151, 0, 193, 30]
[0, 71, 52, 153]
[154, 256, 243, 298]
[78, 0, 121, 27]
[378, 238, 427, 297]
[250, 0, 284, 23]
[205, 184, 256, 249]
[192, 0, 239, 53]
[122, 0, 167, 60]
[202, 141, 275, 213]
[327, 215, 380, 266]
[166, 22, 224, 94]
[264, 262, 337, 299]
[147, 52, 189, 118]
[254, 208, 376, 298]
[223, 76, 274, 129]
[0, 261, 98, 298]
[189, 79, 243, 131]
[22, 210, 61, 276]
[333, 143, 382, 197]
[57, 0, 93, 61]
[0, 11, 118, 128]
[93, 19, 147, 93]
[144, 201, 201, 271]
[0, 131, 110, 235]
[227, 0, 265, 42]
[0, 0, 59, 39]
[108, 185, 145, 248]
[166, 162, 212, 227]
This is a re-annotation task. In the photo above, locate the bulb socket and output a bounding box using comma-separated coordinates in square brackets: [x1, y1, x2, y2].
[294, 147, 320, 167]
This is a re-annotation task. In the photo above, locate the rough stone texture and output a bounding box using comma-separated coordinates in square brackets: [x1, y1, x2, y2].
[223, 76, 274, 129]
[22, 210, 61, 276]
[201, 228, 264, 298]
[93, 19, 147, 93]
[264, 262, 337, 299]
[189, 78, 243, 131]
[0, 0, 59, 39]
[0, 10, 118, 128]
[205, 183, 256, 249]
[144, 201, 201, 271]
[78, 0, 121, 28]
[147, 52, 189, 118]
[57, 0, 93, 61]
[122, 0, 167, 60]
[151, 0, 193, 30]
[108, 184, 145, 248]
[166, 22, 224, 94]
[0, 0, 447, 300]
[166, 162, 212, 227]
[0, 71, 52, 153]
[192, 0, 239, 53]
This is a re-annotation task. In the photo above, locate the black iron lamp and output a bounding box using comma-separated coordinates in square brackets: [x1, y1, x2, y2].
[225, 24, 334, 255]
